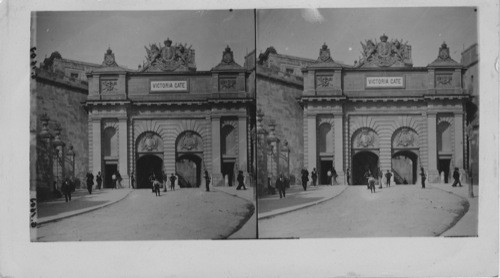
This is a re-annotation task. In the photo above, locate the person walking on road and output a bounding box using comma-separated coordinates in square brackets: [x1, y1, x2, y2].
[301, 169, 309, 191]
[169, 173, 176, 191]
[385, 170, 392, 187]
[368, 173, 376, 193]
[86, 172, 94, 194]
[115, 171, 122, 189]
[96, 171, 102, 190]
[149, 172, 156, 193]
[112, 172, 117, 189]
[276, 174, 286, 198]
[420, 167, 427, 188]
[311, 168, 317, 186]
[130, 171, 135, 189]
[236, 170, 247, 190]
[204, 170, 211, 192]
[331, 167, 338, 185]
[346, 167, 351, 185]
[153, 177, 161, 196]
[451, 167, 462, 187]
[61, 178, 72, 202]
[364, 169, 372, 189]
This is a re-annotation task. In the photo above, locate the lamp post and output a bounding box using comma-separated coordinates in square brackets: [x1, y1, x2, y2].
[52, 123, 66, 191]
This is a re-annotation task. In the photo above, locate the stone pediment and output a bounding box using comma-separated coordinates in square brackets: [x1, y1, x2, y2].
[141, 38, 196, 72]
[93, 48, 130, 73]
[357, 34, 413, 68]
[211, 46, 245, 72]
[428, 42, 462, 68]
[307, 43, 343, 69]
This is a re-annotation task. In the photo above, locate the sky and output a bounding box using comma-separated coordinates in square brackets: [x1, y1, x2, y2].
[35, 10, 255, 71]
[257, 7, 477, 66]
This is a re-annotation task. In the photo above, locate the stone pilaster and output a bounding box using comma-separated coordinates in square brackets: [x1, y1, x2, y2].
[238, 116, 248, 175]
[427, 113, 438, 182]
[454, 112, 464, 170]
[306, 114, 317, 171]
[333, 114, 344, 183]
[118, 117, 129, 186]
[211, 116, 223, 186]
[91, 118, 102, 174]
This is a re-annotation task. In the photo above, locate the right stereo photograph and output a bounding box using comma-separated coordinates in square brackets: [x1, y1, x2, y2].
[255, 7, 479, 238]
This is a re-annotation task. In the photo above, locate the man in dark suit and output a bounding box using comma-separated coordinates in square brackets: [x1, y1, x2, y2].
[301, 169, 309, 191]
[169, 173, 176, 191]
[275, 174, 286, 198]
[236, 171, 247, 190]
[204, 170, 211, 192]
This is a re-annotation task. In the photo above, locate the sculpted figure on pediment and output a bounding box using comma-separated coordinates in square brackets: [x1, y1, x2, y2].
[359, 34, 411, 67]
[143, 38, 195, 72]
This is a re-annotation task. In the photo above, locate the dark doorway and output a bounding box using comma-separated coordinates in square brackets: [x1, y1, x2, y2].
[352, 151, 379, 185]
[319, 160, 333, 185]
[104, 164, 117, 188]
[136, 155, 163, 188]
[438, 158, 451, 183]
[392, 151, 418, 184]
[222, 162, 235, 186]
[176, 154, 201, 188]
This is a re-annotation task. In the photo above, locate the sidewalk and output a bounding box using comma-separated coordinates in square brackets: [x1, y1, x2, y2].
[37, 188, 132, 225]
[257, 184, 348, 219]
[215, 186, 257, 239]
[429, 183, 479, 237]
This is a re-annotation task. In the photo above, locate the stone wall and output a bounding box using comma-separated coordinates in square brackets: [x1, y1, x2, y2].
[257, 66, 304, 184]
[34, 69, 89, 190]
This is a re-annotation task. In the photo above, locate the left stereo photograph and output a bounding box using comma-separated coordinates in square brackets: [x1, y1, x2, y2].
[30, 10, 257, 241]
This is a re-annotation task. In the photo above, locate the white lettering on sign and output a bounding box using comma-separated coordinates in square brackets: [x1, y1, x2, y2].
[366, 77, 405, 88]
[150, 81, 188, 92]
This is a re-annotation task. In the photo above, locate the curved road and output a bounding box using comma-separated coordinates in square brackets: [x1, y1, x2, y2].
[37, 189, 254, 241]
[259, 186, 467, 238]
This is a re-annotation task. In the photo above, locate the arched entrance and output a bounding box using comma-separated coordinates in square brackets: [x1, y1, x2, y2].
[352, 151, 379, 185]
[391, 151, 418, 184]
[176, 154, 202, 187]
[176, 131, 204, 188]
[351, 127, 380, 185]
[391, 127, 420, 184]
[136, 154, 163, 188]
[135, 132, 164, 189]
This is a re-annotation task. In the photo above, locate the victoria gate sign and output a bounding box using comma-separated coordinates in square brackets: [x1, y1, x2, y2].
[150, 80, 188, 92]
[365, 76, 405, 89]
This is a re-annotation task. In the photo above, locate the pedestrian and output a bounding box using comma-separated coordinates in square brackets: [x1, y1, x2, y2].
[364, 169, 372, 189]
[61, 178, 72, 202]
[161, 170, 168, 192]
[385, 170, 392, 187]
[169, 173, 176, 191]
[149, 172, 156, 193]
[86, 172, 94, 194]
[420, 167, 427, 188]
[204, 170, 211, 192]
[346, 167, 351, 185]
[332, 167, 338, 185]
[115, 171, 122, 189]
[378, 168, 383, 189]
[153, 177, 161, 196]
[368, 174, 376, 193]
[311, 168, 317, 186]
[112, 172, 117, 189]
[236, 170, 247, 190]
[130, 171, 135, 189]
[96, 171, 102, 190]
[275, 174, 286, 198]
[327, 169, 332, 185]
[451, 167, 462, 187]
[301, 169, 309, 191]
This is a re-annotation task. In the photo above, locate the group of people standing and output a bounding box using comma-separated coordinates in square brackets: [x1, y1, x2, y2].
[149, 171, 178, 197]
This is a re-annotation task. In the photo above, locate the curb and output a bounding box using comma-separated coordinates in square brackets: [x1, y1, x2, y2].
[37, 189, 133, 226]
[214, 187, 256, 239]
[429, 184, 473, 237]
[258, 185, 349, 220]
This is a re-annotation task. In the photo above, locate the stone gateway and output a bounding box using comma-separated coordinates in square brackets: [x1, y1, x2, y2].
[85, 43, 254, 189]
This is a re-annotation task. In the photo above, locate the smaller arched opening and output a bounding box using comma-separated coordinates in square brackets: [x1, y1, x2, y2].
[175, 131, 204, 188]
[391, 127, 420, 184]
[351, 128, 380, 185]
[135, 132, 164, 189]
[317, 122, 334, 184]
[437, 121, 452, 183]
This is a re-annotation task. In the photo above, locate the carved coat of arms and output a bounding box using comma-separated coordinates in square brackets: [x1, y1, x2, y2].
[397, 128, 414, 147]
[142, 37, 195, 72]
[142, 133, 158, 152]
[357, 129, 375, 148]
[180, 132, 199, 151]
[359, 34, 411, 67]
